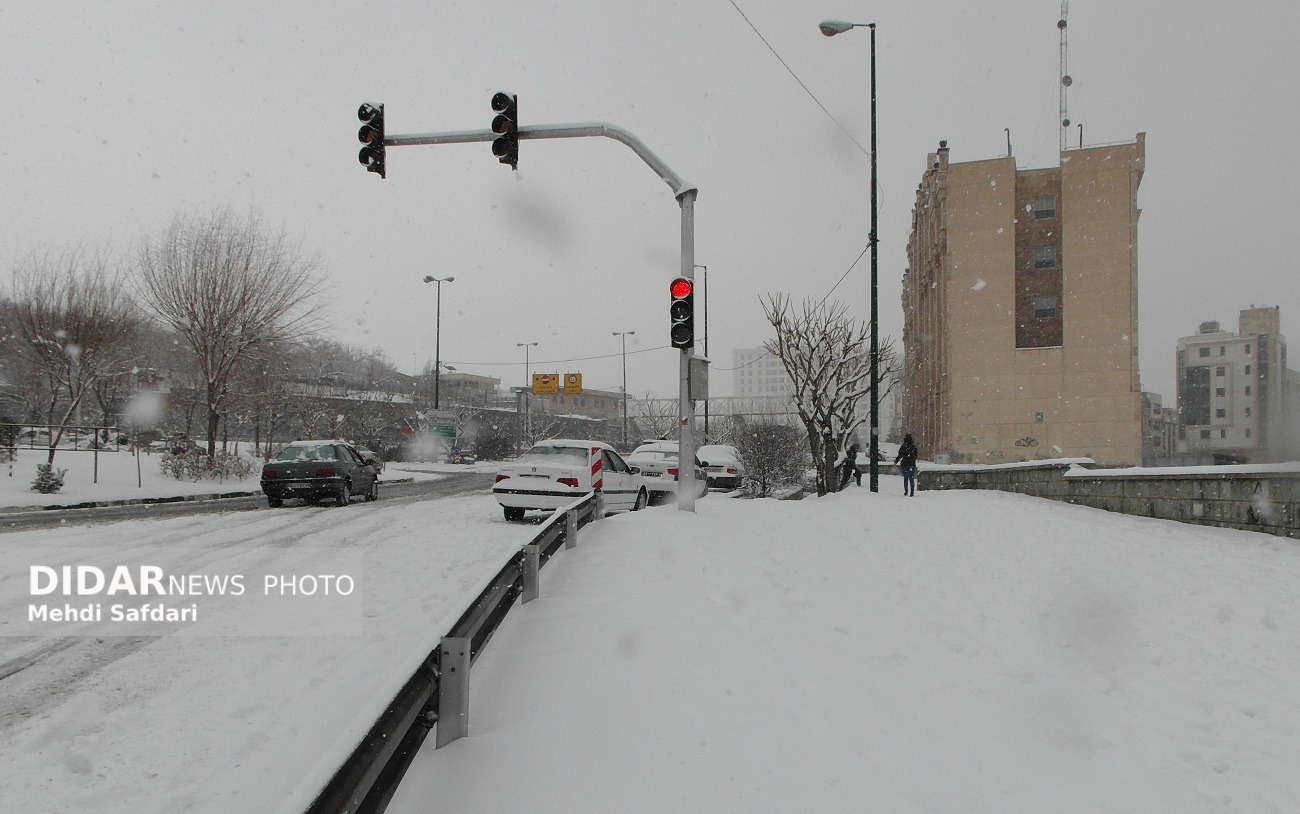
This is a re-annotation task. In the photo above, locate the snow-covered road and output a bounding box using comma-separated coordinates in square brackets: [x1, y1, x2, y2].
[0, 493, 560, 813]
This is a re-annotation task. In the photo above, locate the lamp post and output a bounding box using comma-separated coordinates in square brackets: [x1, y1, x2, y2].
[612, 331, 636, 448]
[517, 341, 538, 444]
[693, 263, 709, 439]
[820, 18, 879, 493]
[422, 275, 455, 410]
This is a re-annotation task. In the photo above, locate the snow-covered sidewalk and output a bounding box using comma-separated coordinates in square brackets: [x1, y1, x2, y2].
[389, 482, 1300, 814]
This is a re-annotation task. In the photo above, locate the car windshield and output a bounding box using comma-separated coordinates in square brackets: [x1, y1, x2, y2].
[518, 446, 587, 463]
[274, 444, 337, 462]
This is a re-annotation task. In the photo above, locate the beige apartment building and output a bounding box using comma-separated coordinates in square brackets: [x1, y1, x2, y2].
[902, 135, 1146, 466]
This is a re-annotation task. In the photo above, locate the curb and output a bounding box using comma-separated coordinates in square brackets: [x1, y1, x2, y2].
[0, 476, 416, 515]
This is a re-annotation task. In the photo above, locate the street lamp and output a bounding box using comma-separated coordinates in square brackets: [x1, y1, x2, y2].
[693, 264, 709, 439]
[517, 341, 538, 443]
[819, 18, 880, 493]
[612, 331, 636, 448]
[422, 275, 455, 410]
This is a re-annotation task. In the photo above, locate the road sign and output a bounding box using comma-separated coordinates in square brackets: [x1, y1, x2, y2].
[532, 373, 558, 395]
[564, 373, 582, 395]
[426, 425, 456, 438]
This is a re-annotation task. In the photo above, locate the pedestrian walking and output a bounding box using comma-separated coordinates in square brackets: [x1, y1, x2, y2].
[839, 444, 862, 489]
[895, 434, 919, 497]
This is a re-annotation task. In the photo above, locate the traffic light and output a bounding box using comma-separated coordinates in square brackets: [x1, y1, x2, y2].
[669, 276, 695, 349]
[357, 102, 386, 179]
[490, 92, 518, 170]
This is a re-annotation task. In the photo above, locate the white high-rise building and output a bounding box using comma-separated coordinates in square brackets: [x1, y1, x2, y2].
[732, 347, 793, 404]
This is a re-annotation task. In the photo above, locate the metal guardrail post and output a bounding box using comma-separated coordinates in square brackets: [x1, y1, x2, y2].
[435, 637, 470, 748]
[594, 490, 605, 520]
[522, 545, 540, 604]
[565, 508, 578, 549]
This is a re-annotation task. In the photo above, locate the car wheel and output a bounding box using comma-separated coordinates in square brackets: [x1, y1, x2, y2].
[366, 480, 379, 502]
[267, 496, 283, 508]
[336, 482, 351, 507]
[632, 488, 647, 511]
[503, 506, 525, 522]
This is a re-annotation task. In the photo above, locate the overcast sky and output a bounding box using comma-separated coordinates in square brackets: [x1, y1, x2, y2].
[2, 1, 1296, 402]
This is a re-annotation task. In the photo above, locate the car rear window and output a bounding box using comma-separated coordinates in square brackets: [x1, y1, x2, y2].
[519, 446, 587, 463]
[275, 444, 338, 461]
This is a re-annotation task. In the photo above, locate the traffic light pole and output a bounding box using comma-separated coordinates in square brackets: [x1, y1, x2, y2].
[382, 120, 700, 511]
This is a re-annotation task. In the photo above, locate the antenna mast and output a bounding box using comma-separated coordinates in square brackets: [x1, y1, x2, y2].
[1058, 1, 1072, 153]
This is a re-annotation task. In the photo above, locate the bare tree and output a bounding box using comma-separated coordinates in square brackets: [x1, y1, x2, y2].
[763, 294, 898, 496]
[629, 392, 677, 443]
[135, 208, 323, 460]
[6, 247, 143, 464]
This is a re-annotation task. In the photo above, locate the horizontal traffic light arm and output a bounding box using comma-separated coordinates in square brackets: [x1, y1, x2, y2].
[381, 121, 697, 200]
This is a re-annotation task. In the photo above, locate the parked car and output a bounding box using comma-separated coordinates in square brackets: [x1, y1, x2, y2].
[260, 439, 380, 508]
[492, 438, 648, 522]
[696, 444, 745, 490]
[625, 440, 709, 503]
[356, 445, 385, 474]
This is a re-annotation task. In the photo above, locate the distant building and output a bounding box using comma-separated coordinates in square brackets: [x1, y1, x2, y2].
[902, 135, 1147, 466]
[732, 347, 793, 406]
[1141, 392, 1179, 466]
[534, 386, 624, 422]
[1176, 307, 1296, 463]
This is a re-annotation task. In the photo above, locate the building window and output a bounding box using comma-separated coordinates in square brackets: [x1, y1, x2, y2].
[1032, 296, 1058, 319]
[1245, 365, 1252, 375]
[1220, 430, 1227, 439]
[1033, 245, 1057, 269]
[1220, 347, 1227, 355]
[1199, 347, 1211, 357]
[1032, 195, 1057, 219]
[1216, 409, 1226, 419]
[1246, 428, 1252, 438]
[1246, 386, 1251, 395]
[1200, 429, 1211, 439]
[1246, 344, 1251, 354]
[1245, 407, 1251, 417]
[1215, 367, 1225, 376]
[1215, 388, 1226, 397]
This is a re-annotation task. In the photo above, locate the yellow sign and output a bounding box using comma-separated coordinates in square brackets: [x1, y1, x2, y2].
[564, 373, 582, 395]
[532, 373, 559, 395]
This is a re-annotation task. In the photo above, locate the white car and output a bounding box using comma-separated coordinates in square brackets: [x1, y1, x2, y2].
[493, 439, 648, 522]
[625, 441, 708, 502]
[696, 444, 745, 490]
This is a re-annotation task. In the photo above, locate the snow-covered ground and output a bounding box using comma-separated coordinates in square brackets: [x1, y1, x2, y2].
[2, 475, 1298, 813]
[389, 483, 1300, 814]
[0, 447, 480, 510]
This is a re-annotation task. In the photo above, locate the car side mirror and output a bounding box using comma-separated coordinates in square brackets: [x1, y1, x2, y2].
[629, 466, 640, 474]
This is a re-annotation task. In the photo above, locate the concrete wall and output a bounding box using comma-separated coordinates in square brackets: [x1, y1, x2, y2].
[919, 460, 1300, 539]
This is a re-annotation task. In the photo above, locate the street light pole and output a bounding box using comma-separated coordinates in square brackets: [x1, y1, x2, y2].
[693, 264, 709, 440]
[422, 275, 455, 410]
[517, 341, 537, 444]
[612, 331, 635, 448]
[820, 19, 880, 493]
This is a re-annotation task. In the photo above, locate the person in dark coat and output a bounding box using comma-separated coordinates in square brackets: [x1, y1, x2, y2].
[839, 444, 862, 489]
[894, 434, 919, 496]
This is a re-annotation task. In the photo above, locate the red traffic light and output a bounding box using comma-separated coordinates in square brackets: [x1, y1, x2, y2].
[670, 277, 693, 299]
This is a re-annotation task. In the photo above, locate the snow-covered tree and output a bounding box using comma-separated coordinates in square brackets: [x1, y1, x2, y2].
[763, 294, 897, 496]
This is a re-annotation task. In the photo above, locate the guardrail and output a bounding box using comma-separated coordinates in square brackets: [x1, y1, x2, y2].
[304, 491, 603, 814]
